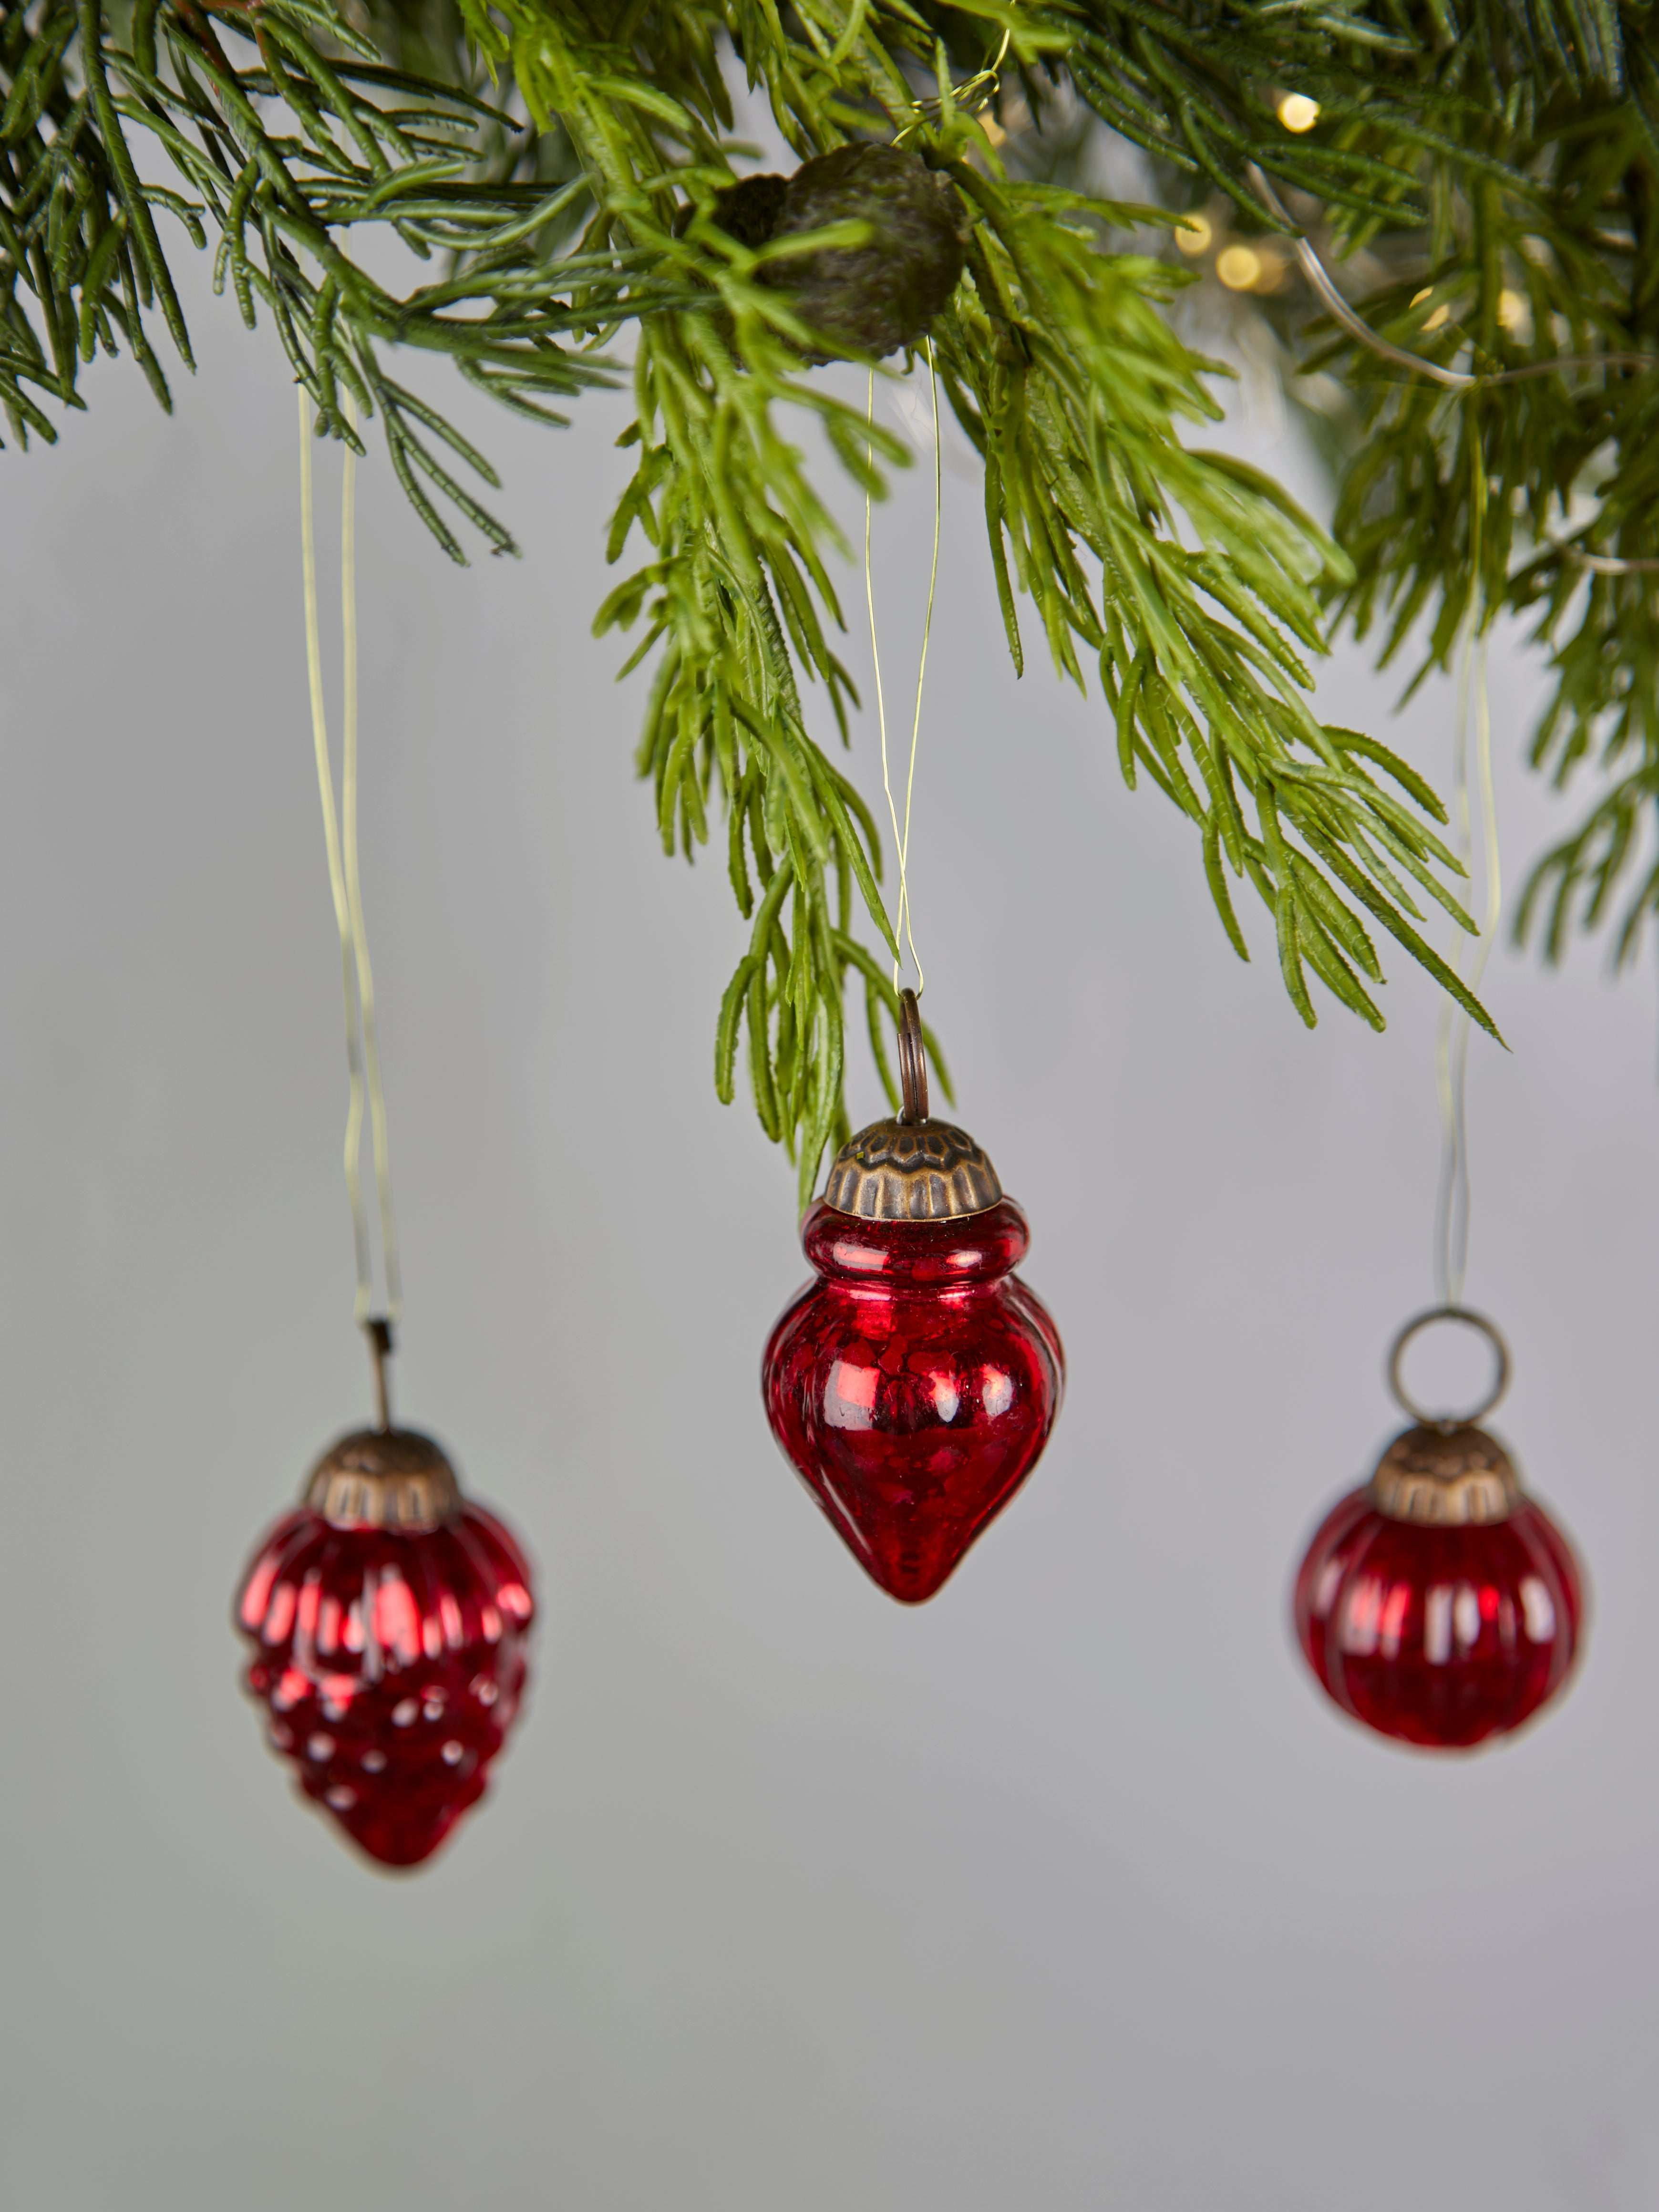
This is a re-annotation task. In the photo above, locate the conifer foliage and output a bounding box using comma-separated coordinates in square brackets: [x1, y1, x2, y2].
[3, 0, 1649, 1192]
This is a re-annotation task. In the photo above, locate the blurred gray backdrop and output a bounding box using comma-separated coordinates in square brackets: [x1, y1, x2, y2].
[2, 227, 1656, 2212]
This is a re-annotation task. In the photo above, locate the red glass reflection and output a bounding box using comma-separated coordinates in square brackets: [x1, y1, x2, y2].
[1294, 1493, 1582, 1749]
[763, 1199, 1063, 1603]
[235, 1505, 535, 1866]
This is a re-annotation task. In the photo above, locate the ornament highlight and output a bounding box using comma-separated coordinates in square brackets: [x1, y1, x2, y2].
[235, 1335, 535, 1867]
[763, 993, 1063, 1602]
[1293, 1308, 1584, 1751]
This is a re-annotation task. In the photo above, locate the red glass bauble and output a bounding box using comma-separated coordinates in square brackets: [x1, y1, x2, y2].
[235, 1429, 535, 1867]
[763, 1113, 1063, 1603]
[1294, 1421, 1584, 1750]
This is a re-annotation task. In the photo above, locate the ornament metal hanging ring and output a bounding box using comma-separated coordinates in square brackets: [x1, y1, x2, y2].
[1386, 1305, 1511, 1430]
[896, 987, 930, 1124]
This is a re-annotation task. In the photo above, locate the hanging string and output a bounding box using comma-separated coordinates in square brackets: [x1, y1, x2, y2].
[896, 23, 1012, 140]
[866, 338, 943, 995]
[1432, 452, 1500, 1308]
[339, 395, 401, 1323]
[299, 392, 402, 1332]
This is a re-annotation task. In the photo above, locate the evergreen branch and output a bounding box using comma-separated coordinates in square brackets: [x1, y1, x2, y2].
[6, 0, 1574, 1189]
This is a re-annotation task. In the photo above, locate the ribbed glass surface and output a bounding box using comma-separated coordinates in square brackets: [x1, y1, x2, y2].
[235, 1501, 536, 1866]
[1294, 1488, 1583, 1750]
[763, 1199, 1063, 1603]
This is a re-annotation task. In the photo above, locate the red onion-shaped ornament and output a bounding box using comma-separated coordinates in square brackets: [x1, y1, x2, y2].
[235, 1421, 535, 1867]
[1294, 1308, 1584, 1751]
[763, 993, 1063, 1603]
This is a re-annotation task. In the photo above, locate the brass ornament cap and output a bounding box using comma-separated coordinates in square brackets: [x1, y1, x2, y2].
[1368, 1422, 1522, 1527]
[303, 1427, 462, 1532]
[823, 1117, 1002, 1221]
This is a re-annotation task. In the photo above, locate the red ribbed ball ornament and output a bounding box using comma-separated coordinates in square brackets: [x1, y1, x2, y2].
[235, 1426, 535, 1867]
[762, 1000, 1063, 1603]
[1294, 1312, 1584, 1750]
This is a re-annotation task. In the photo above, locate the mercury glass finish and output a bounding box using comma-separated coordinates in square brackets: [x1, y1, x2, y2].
[763, 1198, 1063, 1604]
[234, 1494, 535, 1867]
[1294, 1487, 1583, 1750]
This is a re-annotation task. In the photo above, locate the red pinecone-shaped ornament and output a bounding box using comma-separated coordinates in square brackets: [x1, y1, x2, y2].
[235, 1426, 535, 1867]
[763, 998, 1063, 1602]
[1294, 1417, 1584, 1751]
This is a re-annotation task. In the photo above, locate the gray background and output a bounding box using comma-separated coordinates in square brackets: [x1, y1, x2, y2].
[2, 231, 1655, 2211]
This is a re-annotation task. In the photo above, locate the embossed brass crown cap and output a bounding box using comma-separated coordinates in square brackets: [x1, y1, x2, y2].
[1368, 1423, 1521, 1527]
[1371, 1305, 1519, 1523]
[822, 986, 1003, 1221]
[304, 1427, 462, 1532]
[824, 1116, 1002, 1221]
